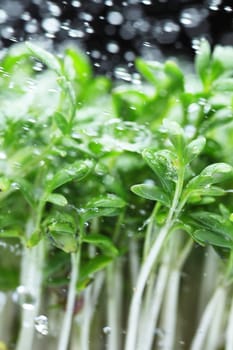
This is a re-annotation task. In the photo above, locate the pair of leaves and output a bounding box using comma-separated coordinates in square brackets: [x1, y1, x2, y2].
[188, 211, 233, 249]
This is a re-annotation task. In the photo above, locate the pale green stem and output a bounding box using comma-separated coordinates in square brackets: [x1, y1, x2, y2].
[124, 168, 185, 350]
[137, 263, 169, 350]
[226, 295, 233, 350]
[16, 239, 45, 350]
[106, 259, 123, 350]
[191, 286, 224, 350]
[57, 250, 81, 350]
[205, 287, 226, 350]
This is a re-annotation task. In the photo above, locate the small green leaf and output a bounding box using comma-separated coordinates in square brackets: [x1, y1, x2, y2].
[26, 230, 42, 247]
[136, 58, 163, 86]
[46, 160, 93, 192]
[79, 255, 113, 281]
[193, 229, 233, 249]
[54, 112, 69, 134]
[83, 234, 118, 257]
[45, 193, 68, 207]
[15, 179, 36, 208]
[0, 228, 21, 238]
[212, 78, 233, 92]
[26, 42, 61, 75]
[195, 39, 211, 85]
[87, 194, 126, 209]
[186, 163, 233, 191]
[131, 184, 170, 206]
[162, 120, 186, 160]
[164, 60, 184, 91]
[184, 136, 206, 163]
[0, 177, 11, 192]
[64, 48, 92, 83]
[142, 149, 177, 195]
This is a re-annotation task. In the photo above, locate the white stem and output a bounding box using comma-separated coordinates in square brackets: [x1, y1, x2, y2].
[129, 239, 139, 287]
[191, 286, 223, 350]
[16, 240, 45, 350]
[226, 296, 233, 350]
[160, 268, 180, 350]
[205, 287, 226, 350]
[124, 226, 168, 350]
[107, 259, 123, 350]
[57, 251, 80, 350]
[137, 263, 168, 350]
[198, 247, 219, 318]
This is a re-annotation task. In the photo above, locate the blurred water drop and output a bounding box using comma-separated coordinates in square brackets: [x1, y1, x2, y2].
[72, 0, 81, 7]
[103, 326, 111, 334]
[0, 9, 8, 24]
[224, 6, 232, 12]
[106, 41, 119, 53]
[21, 11, 31, 21]
[142, 0, 152, 4]
[34, 315, 49, 335]
[208, 0, 222, 11]
[25, 20, 39, 34]
[114, 67, 132, 81]
[13, 286, 35, 310]
[180, 7, 208, 28]
[47, 2, 61, 17]
[68, 28, 85, 38]
[107, 11, 124, 25]
[1, 26, 14, 39]
[42, 17, 60, 34]
[153, 20, 180, 44]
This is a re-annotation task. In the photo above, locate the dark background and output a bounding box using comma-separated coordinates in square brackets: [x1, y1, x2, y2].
[0, 0, 232, 75]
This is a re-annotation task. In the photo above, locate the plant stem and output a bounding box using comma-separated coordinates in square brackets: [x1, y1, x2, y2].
[16, 239, 45, 350]
[79, 271, 105, 350]
[190, 286, 224, 350]
[124, 168, 185, 350]
[226, 295, 233, 350]
[57, 249, 81, 350]
[205, 287, 226, 350]
[137, 262, 169, 350]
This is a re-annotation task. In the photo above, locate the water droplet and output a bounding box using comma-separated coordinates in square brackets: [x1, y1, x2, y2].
[106, 42, 119, 54]
[68, 28, 85, 38]
[180, 7, 208, 28]
[42, 17, 60, 33]
[47, 2, 61, 17]
[72, 0, 81, 7]
[152, 20, 180, 44]
[103, 326, 111, 334]
[12, 286, 35, 310]
[224, 6, 232, 12]
[25, 19, 39, 34]
[107, 11, 124, 25]
[34, 315, 49, 335]
[208, 0, 222, 11]
[0, 10, 8, 24]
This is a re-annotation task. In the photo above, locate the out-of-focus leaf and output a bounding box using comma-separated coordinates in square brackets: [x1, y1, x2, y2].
[83, 233, 118, 257]
[131, 183, 170, 206]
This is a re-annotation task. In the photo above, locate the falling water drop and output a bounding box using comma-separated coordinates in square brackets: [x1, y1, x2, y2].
[34, 315, 49, 335]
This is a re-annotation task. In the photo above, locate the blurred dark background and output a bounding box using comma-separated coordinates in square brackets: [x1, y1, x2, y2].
[0, 0, 232, 75]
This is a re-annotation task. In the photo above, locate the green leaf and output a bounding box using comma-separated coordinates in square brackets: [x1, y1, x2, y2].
[164, 60, 184, 91]
[212, 78, 233, 92]
[0, 177, 11, 192]
[46, 160, 93, 192]
[64, 48, 92, 83]
[79, 255, 113, 282]
[0, 228, 21, 238]
[45, 193, 68, 207]
[184, 136, 206, 163]
[142, 149, 177, 194]
[186, 163, 233, 191]
[83, 234, 118, 257]
[87, 194, 126, 209]
[26, 42, 61, 75]
[136, 58, 163, 86]
[195, 39, 211, 85]
[193, 229, 233, 249]
[162, 120, 186, 160]
[54, 112, 69, 134]
[26, 230, 42, 247]
[15, 179, 36, 208]
[131, 184, 170, 206]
